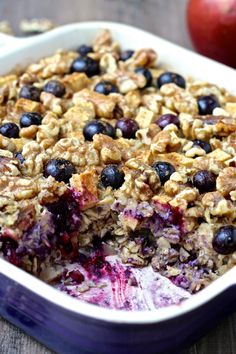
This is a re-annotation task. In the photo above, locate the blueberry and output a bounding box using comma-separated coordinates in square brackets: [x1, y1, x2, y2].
[119, 50, 134, 61]
[135, 67, 153, 87]
[15, 151, 25, 164]
[213, 225, 236, 255]
[192, 139, 212, 154]
[43, 80, 66, 98]
[44, 158, 76, 183]
[20, 112, 43, 128]
[77, 44, 93, 57]
[193, 170, 216, 193]
[0, 123, 19, 138]
[157, 72, 186, 89]
[152, 161, 175, 185]
[197, 95, 220, 115]
[101, 165, 125, 189]
[83, 120, 115, 141]
[156, 114, 180, 129]
[116, 118, 139, 139]
[83, 121, 104, 141]
[94, 81, 119, 95]
[70, 56, 100, 77]
[19, 85, 41, 102]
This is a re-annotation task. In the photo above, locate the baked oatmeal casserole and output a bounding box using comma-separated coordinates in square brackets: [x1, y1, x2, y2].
[0, 29, 236, 305]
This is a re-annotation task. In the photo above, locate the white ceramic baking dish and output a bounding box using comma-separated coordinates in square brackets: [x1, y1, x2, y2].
[0, 22, 236, 354]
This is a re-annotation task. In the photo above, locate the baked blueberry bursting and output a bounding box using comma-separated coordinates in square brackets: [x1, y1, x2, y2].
[94, 81, 119, 95]
[77, 44, 93, 56]
[43, 80, 66, 98]
[20, 112, 43, 127]
[19, 85, 41, 102]
[83, 120, 116, 141]
[79, 254, 113, 279]
[119, 50, 134, 61]
[193, 170, 216, 193]
[192, 139, 212, 154]
[156, 114, 180, 129]
[135, 67, 153, 87]
[70, 56, 100, 77]
[44, 159, 76, 183]
[46, 194, 80, 234]
[0, 123, 19, 138]
[115, 118, 139, 139]
[197, 95, 220, 115]
[101, 165, 125, 189]
[152, 161, 175, 185]
[213, 225, 236, 255]
[157, 72, 186, 89]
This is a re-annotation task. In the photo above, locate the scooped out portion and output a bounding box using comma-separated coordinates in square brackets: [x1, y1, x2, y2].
[0, 29, 236, 310]
[52, 254, 190, 310]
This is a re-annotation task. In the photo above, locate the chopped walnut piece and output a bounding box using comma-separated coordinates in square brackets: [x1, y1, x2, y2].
[20, 18, 56, 34]
[40, 92, 63, 115]
[169, 187, 199, 209]
[0, 156, 20, 176]
[216, 167, 236, 196]
[0, 134, 16, 152]
[142, 93, 162, 113]
[36, 112, 60, 147]
[27, 51, 78, 79]
[100, 53, 118, 74]
[20, 125, 38, 139]
[93, 29, 113, 51]
[37, 176, 67, 205]
[125, 90, 142, 110]
[202, 192, 235, 217]
[117, 158, 161, 201]
[101, 146, 122, 164]
[93, 134, 131, 162]
[52, 138, 99, 167]
[225, 102, 236, 117]
[0, 175, 39, 201]
[116, 71, 146, 94]
[21, 141, 48, 176]
[131, 48, 157, 68]
[0, 21, 14, 35]
[151, 130, 181, 153]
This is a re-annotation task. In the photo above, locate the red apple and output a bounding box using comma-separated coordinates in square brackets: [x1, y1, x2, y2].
[187, 0, 236, 68]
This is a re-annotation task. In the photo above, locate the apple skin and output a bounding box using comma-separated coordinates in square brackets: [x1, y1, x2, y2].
[187, 0, 236, 68]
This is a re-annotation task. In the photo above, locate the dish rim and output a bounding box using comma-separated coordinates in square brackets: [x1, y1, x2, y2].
[0, 21, 236, 325]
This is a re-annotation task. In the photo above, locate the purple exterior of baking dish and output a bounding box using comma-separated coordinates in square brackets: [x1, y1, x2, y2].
[0, 272, 235, 354]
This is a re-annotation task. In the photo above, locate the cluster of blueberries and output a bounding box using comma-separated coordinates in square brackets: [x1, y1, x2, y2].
[0, 44, 235, 255]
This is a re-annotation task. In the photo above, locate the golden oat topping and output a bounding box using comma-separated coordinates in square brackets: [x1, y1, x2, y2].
[0, 30, 236, 305]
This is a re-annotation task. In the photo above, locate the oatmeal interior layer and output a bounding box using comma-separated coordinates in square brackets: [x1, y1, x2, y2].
[0, 29, 236, 295]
